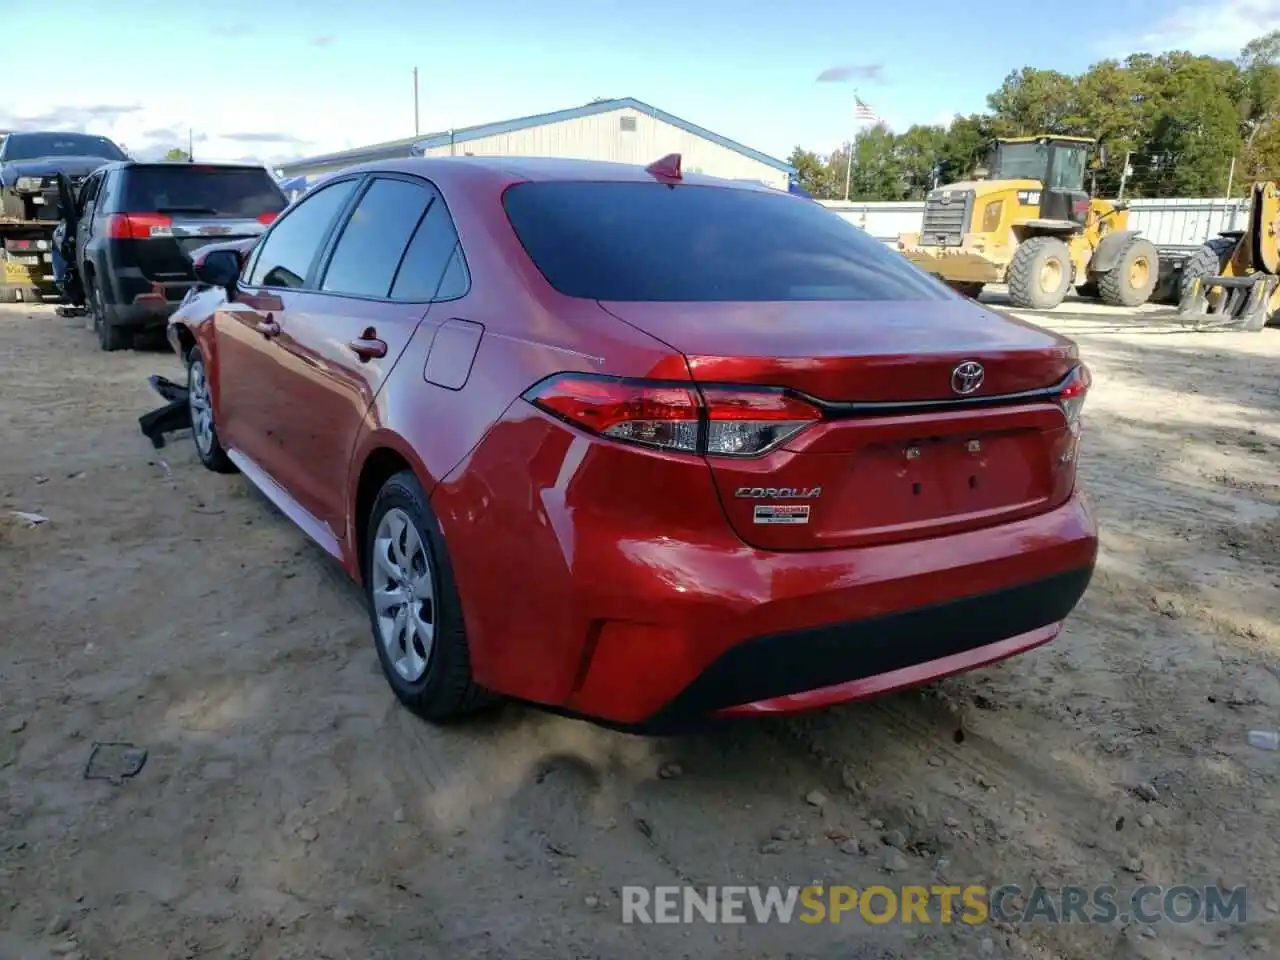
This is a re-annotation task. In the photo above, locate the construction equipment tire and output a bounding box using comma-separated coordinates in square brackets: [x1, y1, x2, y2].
[1098, 236, 1160, 307]
[1177, 237, 1238, 305]
[1008, 236, 1072, 309]
[945, 280, 984, 299]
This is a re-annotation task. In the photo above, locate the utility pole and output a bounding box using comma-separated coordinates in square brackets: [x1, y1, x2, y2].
[413, 67, 420, 136]
[188, 128, 194, 162]
[1117, 150, 1133, 201]
[1225, 155, 1236, 197]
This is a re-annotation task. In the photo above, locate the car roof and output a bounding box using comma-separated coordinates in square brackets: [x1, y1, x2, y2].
[4, 130, 116, 139]
[333, 155, 782, 193]
[96, 160, 273, 173]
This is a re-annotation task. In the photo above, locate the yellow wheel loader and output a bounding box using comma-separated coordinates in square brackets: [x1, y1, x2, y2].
[898, 136, 1160, 310]
[1176, 180, 1280, 332]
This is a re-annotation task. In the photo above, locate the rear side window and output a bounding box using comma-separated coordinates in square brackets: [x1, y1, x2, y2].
[248, 179, 358, 288]
[120, 166, 287, 218]
[320, 178, 432, 298]
[389, 197, 467, 301]
[502, 182, 951, 302]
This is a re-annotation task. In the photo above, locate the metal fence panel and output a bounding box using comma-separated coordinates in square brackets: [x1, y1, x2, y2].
[819, 198, 1246, 250]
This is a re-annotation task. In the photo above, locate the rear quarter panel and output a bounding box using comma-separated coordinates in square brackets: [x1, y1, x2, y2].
[347, 161, 689, 505]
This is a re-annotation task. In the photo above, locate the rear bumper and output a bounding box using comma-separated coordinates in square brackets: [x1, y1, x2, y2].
[109, 275, 189, 328]
[566, 494, 1095, 732]
[897, 235, 1007, 284]
[665, 565, 1090, 728]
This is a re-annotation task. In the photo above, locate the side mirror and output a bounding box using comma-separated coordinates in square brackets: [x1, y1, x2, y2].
[1097, 144, 1109, 166]
[196, 249, 241, 292]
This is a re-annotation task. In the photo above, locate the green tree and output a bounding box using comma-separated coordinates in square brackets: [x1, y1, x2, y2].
[894, 124, 948, 197]
[938, 114, 991, 184]
[787, 146, 840, 199]
[1140, 54, 1242, 195]
[164, 147, 190, 161]
[848, 124, 906, 200]
[986, 68, 1078, 135]
[786, 30, 1280, 199]
[1238, 30, 1280, 185]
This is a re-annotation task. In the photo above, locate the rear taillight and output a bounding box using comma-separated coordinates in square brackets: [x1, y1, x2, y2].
[525, 374, 822, 458]
[106, 213, 173, 240]
[257, 211, 278, 225]
[1055, 364, 1090, 435]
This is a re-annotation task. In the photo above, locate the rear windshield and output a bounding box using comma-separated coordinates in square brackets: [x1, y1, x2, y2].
[2, 133, 127, 162]
[122, 166, 287, 218]
[502, 181, 951, 302]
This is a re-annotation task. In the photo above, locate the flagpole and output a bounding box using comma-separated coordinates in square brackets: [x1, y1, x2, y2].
[844, 140, 853, 202]
[844, 89, 856, 201]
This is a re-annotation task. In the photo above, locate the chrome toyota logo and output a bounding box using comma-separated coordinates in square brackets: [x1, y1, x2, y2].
[951, 361, 984, 395]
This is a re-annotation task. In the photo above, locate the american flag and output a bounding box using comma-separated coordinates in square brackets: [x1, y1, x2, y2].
[854, 96, 881, 124]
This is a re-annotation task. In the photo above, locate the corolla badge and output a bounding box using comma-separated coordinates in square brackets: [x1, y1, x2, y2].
[734, 487, 822, 500]
[950, 360, 984, 396]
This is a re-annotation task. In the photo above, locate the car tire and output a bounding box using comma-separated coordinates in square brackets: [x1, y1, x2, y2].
[365, 470, 494, 721]
[87, 276, 130, 352]
[186, 347, 236, 474]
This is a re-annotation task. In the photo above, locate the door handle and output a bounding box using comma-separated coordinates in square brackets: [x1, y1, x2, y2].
[348, 334, 388, 361]
[256, 315, 280, 338]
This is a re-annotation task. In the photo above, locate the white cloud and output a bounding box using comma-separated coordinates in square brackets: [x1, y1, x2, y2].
[1125, 0, 1280, 57]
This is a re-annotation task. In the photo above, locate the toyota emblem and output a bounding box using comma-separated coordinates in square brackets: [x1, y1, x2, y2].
[951, 361, 984, 395]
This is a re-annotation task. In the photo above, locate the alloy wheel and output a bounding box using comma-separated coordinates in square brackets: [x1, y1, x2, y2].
[372, 507, 436, 682]
[188, 359, 214, 457]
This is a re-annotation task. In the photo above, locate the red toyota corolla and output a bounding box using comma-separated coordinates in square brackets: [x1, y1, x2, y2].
[168, 154, 1098, 733]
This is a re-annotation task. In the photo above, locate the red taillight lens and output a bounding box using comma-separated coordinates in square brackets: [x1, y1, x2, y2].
[528, 375, 701, 453]
[525, 374, 821, 457]
[257, 211, 279, 225]
[1055, 363, 1090, 434]
[106, 213, 173, 240]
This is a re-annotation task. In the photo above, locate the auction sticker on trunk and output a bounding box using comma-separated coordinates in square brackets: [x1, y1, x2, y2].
[753, 504, 811, 525]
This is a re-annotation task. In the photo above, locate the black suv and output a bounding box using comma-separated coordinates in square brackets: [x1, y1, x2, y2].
[68, 161, 287, 350]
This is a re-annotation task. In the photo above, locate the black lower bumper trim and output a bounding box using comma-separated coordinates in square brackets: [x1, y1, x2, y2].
[558, 564, 1094, 735]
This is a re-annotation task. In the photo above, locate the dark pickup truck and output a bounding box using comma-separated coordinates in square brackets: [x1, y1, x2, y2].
[0, 130, 128, 302]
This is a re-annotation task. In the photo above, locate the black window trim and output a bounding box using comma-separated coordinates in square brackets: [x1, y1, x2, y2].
[308, 171, 473, 304]
[242, 173, 366, 292]
[77, 171, 103, 216]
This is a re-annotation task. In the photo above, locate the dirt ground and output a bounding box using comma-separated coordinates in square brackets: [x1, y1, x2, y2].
[1, 299, 1279, 960]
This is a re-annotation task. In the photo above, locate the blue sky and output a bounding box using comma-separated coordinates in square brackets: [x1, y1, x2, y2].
[2, 0, 1272, 167]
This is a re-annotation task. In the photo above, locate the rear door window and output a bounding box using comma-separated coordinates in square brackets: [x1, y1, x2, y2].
[121, 166, 287, 219]
[502, 181, 950, 302]
[319, 178, 432, 298]
[247, 178, 359, 289]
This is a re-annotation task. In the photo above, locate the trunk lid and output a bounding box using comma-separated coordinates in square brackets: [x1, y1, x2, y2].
[599, 299, 1082, 551]
[598, 298, 1076, 401]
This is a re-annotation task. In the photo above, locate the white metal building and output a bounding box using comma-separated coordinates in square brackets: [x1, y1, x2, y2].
[276, 97, 794, 189]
